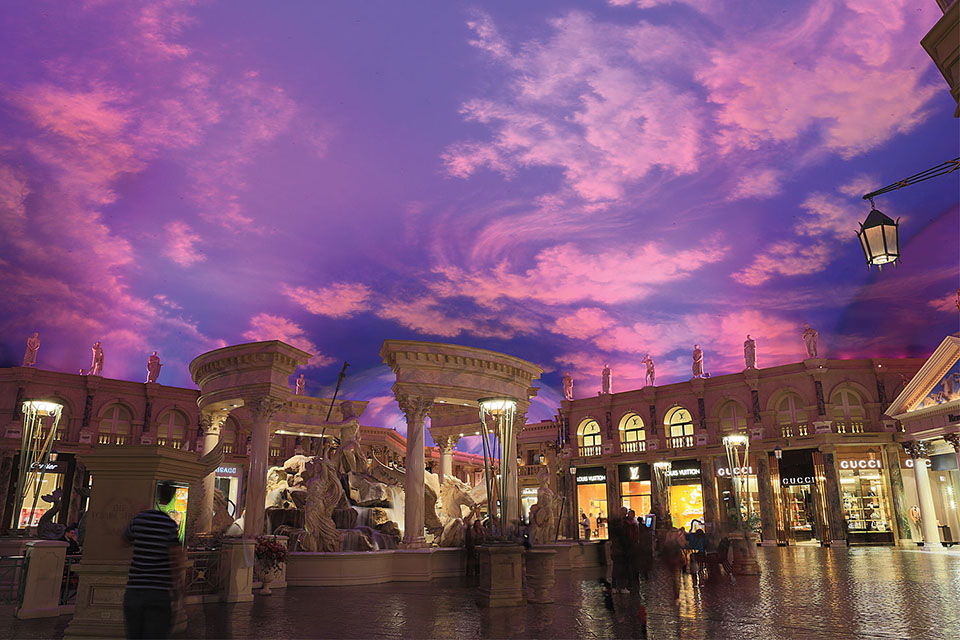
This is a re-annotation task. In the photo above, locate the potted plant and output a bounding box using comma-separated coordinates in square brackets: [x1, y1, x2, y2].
[255, 535, 287, 595]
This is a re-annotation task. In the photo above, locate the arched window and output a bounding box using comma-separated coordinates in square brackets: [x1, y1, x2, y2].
[221, 417, 239, 454]
[618, 413, 646, 454]
[718, 400, 747, 433]
[577, 419, 602, 457]
[775, 393, 808, 437]
[157, 410, 188, 449]
[831, 388, 865, 434]
[664, 407, 694, 448]
[98, 404, 132, 445]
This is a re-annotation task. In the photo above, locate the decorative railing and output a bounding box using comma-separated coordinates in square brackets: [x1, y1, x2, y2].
[0, 555, 26, 605]
[185, 548, 222, 596]
[97, 433, 126, 445]
[668, 435, 694, 449]
[156, 438, 184, 449]
[836, 421, 865, 435]
[578, 444, 602, 457]
[780, 424, 809, 438]
[519, 465, 541, 477]
[60, 555, 82, 605]
[270, 447, 282, 458]
[620, 440, 646, 454]
[222, 443, 234, 454]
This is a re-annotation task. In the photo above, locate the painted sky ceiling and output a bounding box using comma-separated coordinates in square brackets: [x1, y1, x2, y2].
[1, 1, 958, 452]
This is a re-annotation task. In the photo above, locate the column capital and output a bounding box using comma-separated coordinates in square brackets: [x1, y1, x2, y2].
[902, 440, 930, 459]
[944, 432, 960, 453]
[435, 435, 459, 453]
[250, 396, 285, 423]
[199, 409, 230, 436]
[397, 394, 433, 424]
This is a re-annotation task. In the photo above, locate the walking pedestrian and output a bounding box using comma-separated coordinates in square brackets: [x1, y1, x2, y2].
[609, 507, 630, 592]
[122, 482, 184, 639]
[660, 528, 685, 600]
[580, 512, 591, 540]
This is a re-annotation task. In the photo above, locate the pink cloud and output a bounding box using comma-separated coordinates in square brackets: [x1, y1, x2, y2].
[241, 313, 334, 368]
[551, 307, 617, 340]
[929, 291, 959, 313]
[446, 11, 703, 202]
[163, 221, 205, 267]
[731, 241, 833, 286]
[282, 282, 373, 318]
[728, 169, 783, 201]
[699, 0, 939, 158]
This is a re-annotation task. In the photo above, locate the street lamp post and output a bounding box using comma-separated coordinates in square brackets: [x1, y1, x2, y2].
[478, 397, 517, 542]
[653, 461, 672, 529]
[17, 401, 63, 531]
[723, 434, 761, 575]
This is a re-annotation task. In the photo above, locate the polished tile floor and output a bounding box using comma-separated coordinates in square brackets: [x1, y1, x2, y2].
[5, 546, 960, 639]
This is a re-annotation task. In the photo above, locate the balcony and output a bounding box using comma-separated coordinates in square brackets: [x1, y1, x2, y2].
[156, 438, 183, 449]
[667, 435, 694, 449]
[223, 443, 234, 454]
[835, 421, 865, 435]
[620, 440, 646, 454]
[578, 444, 602, 457]
[519, 465, 541, 477]
[780, 424, 809, 438]
[97, 433, 126, 445]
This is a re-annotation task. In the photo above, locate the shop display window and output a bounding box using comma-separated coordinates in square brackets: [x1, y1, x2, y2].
[669, 484, 703, 531]
[783, 485, 817, 541]
[620, 479, 651, 517]
[576, 483, 608, 540]
[15, 473, 64, 529]
[839, 457, 890, 532]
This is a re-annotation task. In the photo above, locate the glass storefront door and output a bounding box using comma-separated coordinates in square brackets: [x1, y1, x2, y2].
[619, 463, 652, 518]
[575, 467, 608, 540]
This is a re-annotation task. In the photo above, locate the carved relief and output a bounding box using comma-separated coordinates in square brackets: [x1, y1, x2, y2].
[943, 432, 959, 453]
[902, 440, 930, 460]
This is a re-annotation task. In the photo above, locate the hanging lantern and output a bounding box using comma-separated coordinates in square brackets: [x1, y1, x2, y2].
[857, 201, 900, 269]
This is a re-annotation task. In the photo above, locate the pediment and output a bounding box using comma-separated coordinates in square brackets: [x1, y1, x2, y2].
[886, 335, 960, 417]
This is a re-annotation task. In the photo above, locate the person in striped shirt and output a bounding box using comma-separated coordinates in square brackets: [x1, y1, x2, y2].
[123, 482, 183, 639]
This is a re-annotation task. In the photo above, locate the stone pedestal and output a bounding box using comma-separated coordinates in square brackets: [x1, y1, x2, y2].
[523, 548, 556, 603]
[16, 540, 68, 619]
[477, 544, 525, 607]
[64, 446, 207, 638]
[220, 538, 255, 603]
[729, 531, 761, 575]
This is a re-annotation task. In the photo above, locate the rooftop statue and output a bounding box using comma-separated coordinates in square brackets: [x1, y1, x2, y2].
[23, 332, 40, 367]
[146, 351, 162, 383]
[601, 364, 612, 394]
[641, 354, 655, 386]
[562, 372, 574, 401]
[802, 324, 819, 358]
[744, 335, 757, 370]
[295, 374, 305, 395]
[88, 341, 104, 376]
[692, 344, 704, 378]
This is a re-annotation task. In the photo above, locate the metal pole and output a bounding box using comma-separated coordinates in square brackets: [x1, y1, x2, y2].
[319, 362, 350, 441]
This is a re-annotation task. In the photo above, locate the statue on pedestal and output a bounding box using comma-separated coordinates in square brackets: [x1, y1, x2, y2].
[744, 335, 757, 370]
[601, 364, 612, 394]
[562, 372, 574, 401]
[692, 345, 704, 378]
[88, 341, 104, 376]
[802, 324, 819, 358]
[301, 457, 344, 552]
[528, 467, 561, 546]
[146, 351, 162, 383]
[23, 332, 40, 367]
[329, 401, 365, 475]
[295, 374, 305, 395]
[641, 354, 655, 386]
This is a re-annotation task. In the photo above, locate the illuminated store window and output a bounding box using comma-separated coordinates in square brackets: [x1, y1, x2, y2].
[578, 419, 602, 457]
[839, 452, 890, 537]
[575, 467, 608, 540]
[831, 388, 865, 434]
[618, 413, 646, 454]
[718, 400, 747, 433]
[619, 463, 651, 516]
[664, 407, 694, 449]
[776, 393, 808, 437]
[98, 404, 131, 445]
[157, 410, 187, 449]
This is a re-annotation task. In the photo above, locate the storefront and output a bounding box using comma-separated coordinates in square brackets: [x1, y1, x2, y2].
[715, 458, 760, 531]
[899, 442, 960, 545]
[618, 462, 651, 517]
[774, 448, 830, 544]
[667, 459, 703, 531]
[837, 449, 894, 545]
[214, 465, 244, 518]
[575, 466, 608, 540]
[521, 486, 538, 523]
[4, 453, 76, 531]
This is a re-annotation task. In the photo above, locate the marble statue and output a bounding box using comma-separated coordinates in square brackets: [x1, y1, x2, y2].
[301, 457, 344, 552]
[23, 332, 40, 367]
[88, 341, 104, 376]
[744, 335, 757, 370]
[802, 324, 819, 358]
[331, 402, 365, 475]
[295, 374, 305, 395]
[528, 466, 561, 546]
[37, 489, 65, 540]
[641, 354, 655, 387]
[562, 372, 574, 401]
[146, 351, 162, 383]
[692, 344, 704, 378]
[439, 476, 479, 521]
[601, 364, 612, 394]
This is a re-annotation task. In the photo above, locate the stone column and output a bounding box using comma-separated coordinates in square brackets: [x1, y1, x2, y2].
[881, 444, 909, 544]
[506, 414, 525, 525]
[436, 436, 457, 485]
[903, 441, 942, 547]
[399, 394, 432, 548]
[197, 409, 229, 533]
[818, 448, 847, 544]
[945, 433, 960, 481]
[699, 455, 720, 533]
[245, 397, 285, 540]
[755, 453, 777, 545]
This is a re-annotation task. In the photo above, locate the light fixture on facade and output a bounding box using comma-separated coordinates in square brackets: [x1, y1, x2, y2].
[723, 434, 751, 530]
[774, 446, 783, 460]
[857, 199, 900, 270]
[18, 400, 64, 530]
